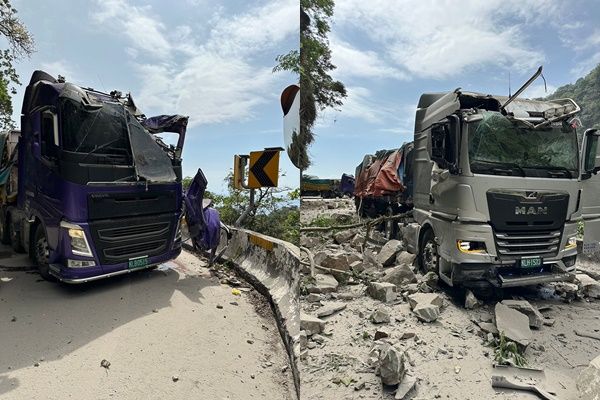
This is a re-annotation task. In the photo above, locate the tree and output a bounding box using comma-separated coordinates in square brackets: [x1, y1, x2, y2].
[0, 0, 34, 129]
[274, 1, 346, 171]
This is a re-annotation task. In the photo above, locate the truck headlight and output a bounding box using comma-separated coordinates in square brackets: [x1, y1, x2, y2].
[457, 240, 487, 254]
[60, 221, 93, 257]
[564, 236, 577, 250]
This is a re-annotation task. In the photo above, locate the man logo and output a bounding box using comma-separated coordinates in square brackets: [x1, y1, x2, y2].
[515, 206, 548, 215]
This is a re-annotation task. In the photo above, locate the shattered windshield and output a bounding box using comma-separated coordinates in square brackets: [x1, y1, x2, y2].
[468, 111, 578, 178]
[60, 98, 131, 157]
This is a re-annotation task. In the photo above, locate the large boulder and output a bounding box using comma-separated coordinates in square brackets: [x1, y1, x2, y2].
[333, 229, 359, 245]
[395, 251, 416, 267]
[577, 354, 600, 400]
[377, 240, 403, 267]
[412, 303, 440, 322]
[576, 274, 600, 299]
[500, 300, 545, 329]
[368, 282, 397, 303]
[378, 343, 406, 386]
[494, 303, 532, 347]
[382, 264, 417, 286]
[307, 274, 339, 294]
[314, 251, 360, 272]
[407, 293, 443, 310]
[370, 307, 391, 324]
[300, 313, 325, 335]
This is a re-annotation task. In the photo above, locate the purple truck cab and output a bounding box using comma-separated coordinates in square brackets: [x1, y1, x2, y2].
[0, 71, 194, 283]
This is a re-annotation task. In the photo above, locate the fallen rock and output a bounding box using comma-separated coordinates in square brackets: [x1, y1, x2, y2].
[576, 274, 600, 299]
[420, 271, 439, 288]
[412, 303, 440, 322]
[349, 260, 365, 274]
[395, 375, 417, 399]
[407, 293, 443, 310]
[316, 302, 347, 318]
[395, 251, 416, 267]
[333, 229, 358, 244]
[379, 343, 406, 386]
[307, 274, 339, 294]
[478, 322, 499, 335]
[464, 290, 482, 309]
[554, 281, 580, 301]
[494, 303, 532, 347]
[370, 307, 391, 324]
[300, 313, 325, 335]
[363, 249, 383, 269]
[501, 299, 545, 329]
[382, 264, 417, 286]
[350, 234, 364, 250]
[300, 235, 320, 249]
[100, 359, 111, 369]
[305, 293, 322, 303]
[312, 334, 325, 344]
[377, 240, 403, 266]
[374, 330, 389, 340]
[314, 251, 358, 272]
[299, 331, 308, 349]
[577, 354, 600, 400]
[368, 282, 397, 303]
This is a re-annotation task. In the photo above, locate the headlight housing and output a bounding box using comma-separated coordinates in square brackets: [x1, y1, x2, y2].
[60, 221, 93, 257]
[564, 236, 577, 250]
[457, 240, 487, 254]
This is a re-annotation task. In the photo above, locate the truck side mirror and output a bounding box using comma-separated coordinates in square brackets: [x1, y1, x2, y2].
[582, 128, 600, 179]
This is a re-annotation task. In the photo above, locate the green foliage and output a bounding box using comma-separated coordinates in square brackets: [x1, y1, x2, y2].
[546, 63, 600, 131]
[274, 1, 346, 170]
[308, 215, 335, 227]
[0, 0, 34, 129]
[492, 332, 527, 367]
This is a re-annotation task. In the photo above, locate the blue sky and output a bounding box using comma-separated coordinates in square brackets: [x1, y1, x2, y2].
[10, 0, 298, 193]
[306, 0, 600, 179]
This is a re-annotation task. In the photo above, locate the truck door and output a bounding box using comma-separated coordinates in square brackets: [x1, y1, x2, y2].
[581, 130, 600, 255]
[184, 168, 208, 247]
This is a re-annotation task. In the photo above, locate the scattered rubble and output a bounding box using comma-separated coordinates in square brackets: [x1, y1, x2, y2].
[100, 359, 111, 369]
[368, 282, 397, 303]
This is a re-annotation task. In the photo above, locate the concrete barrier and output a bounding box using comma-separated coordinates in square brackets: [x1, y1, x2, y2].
[186, 227, 300, 397]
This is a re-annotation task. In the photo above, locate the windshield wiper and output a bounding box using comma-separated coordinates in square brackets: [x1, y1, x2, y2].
[527, 166, 573, 179]
[472, 159, 526, 177]
[81, 139, 124, 161]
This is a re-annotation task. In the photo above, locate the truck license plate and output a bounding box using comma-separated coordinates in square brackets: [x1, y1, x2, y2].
[128, 256, 148, 269]
[520, 257, 542, 268]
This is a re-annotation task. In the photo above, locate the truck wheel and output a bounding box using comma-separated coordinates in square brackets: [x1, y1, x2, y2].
[418, 229, 439, 274]
[9, 215, 25, 253]
[33, 225, 54, 281]
[0, 213, 9, 245]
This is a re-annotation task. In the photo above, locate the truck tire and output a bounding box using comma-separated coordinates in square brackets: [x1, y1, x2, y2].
[33, 224, 54, 281]
[9, 215, 25, 253]
[418, 229, 439, 275]
[0, 213, 9, 245]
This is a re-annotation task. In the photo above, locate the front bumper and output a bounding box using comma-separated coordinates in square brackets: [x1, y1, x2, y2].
[49, 247, 182, 284]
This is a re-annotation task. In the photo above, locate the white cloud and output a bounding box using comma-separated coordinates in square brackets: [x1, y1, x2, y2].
[332, 0, 554, 79]
[92, 0, 297, 127]
[521, 82, 557, 99]
[330, 36, 409, 80]
[40, 60, 79, 82]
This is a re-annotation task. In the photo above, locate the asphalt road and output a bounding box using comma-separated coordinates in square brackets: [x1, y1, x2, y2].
[0, 247, 294, 400]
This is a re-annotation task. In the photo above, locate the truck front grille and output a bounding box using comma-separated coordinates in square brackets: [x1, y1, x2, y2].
[493, 229, 561, 258]
[89, 214, 175, 265]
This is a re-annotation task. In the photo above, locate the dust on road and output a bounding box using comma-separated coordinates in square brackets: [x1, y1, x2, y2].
[0, 248, 294, 400]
